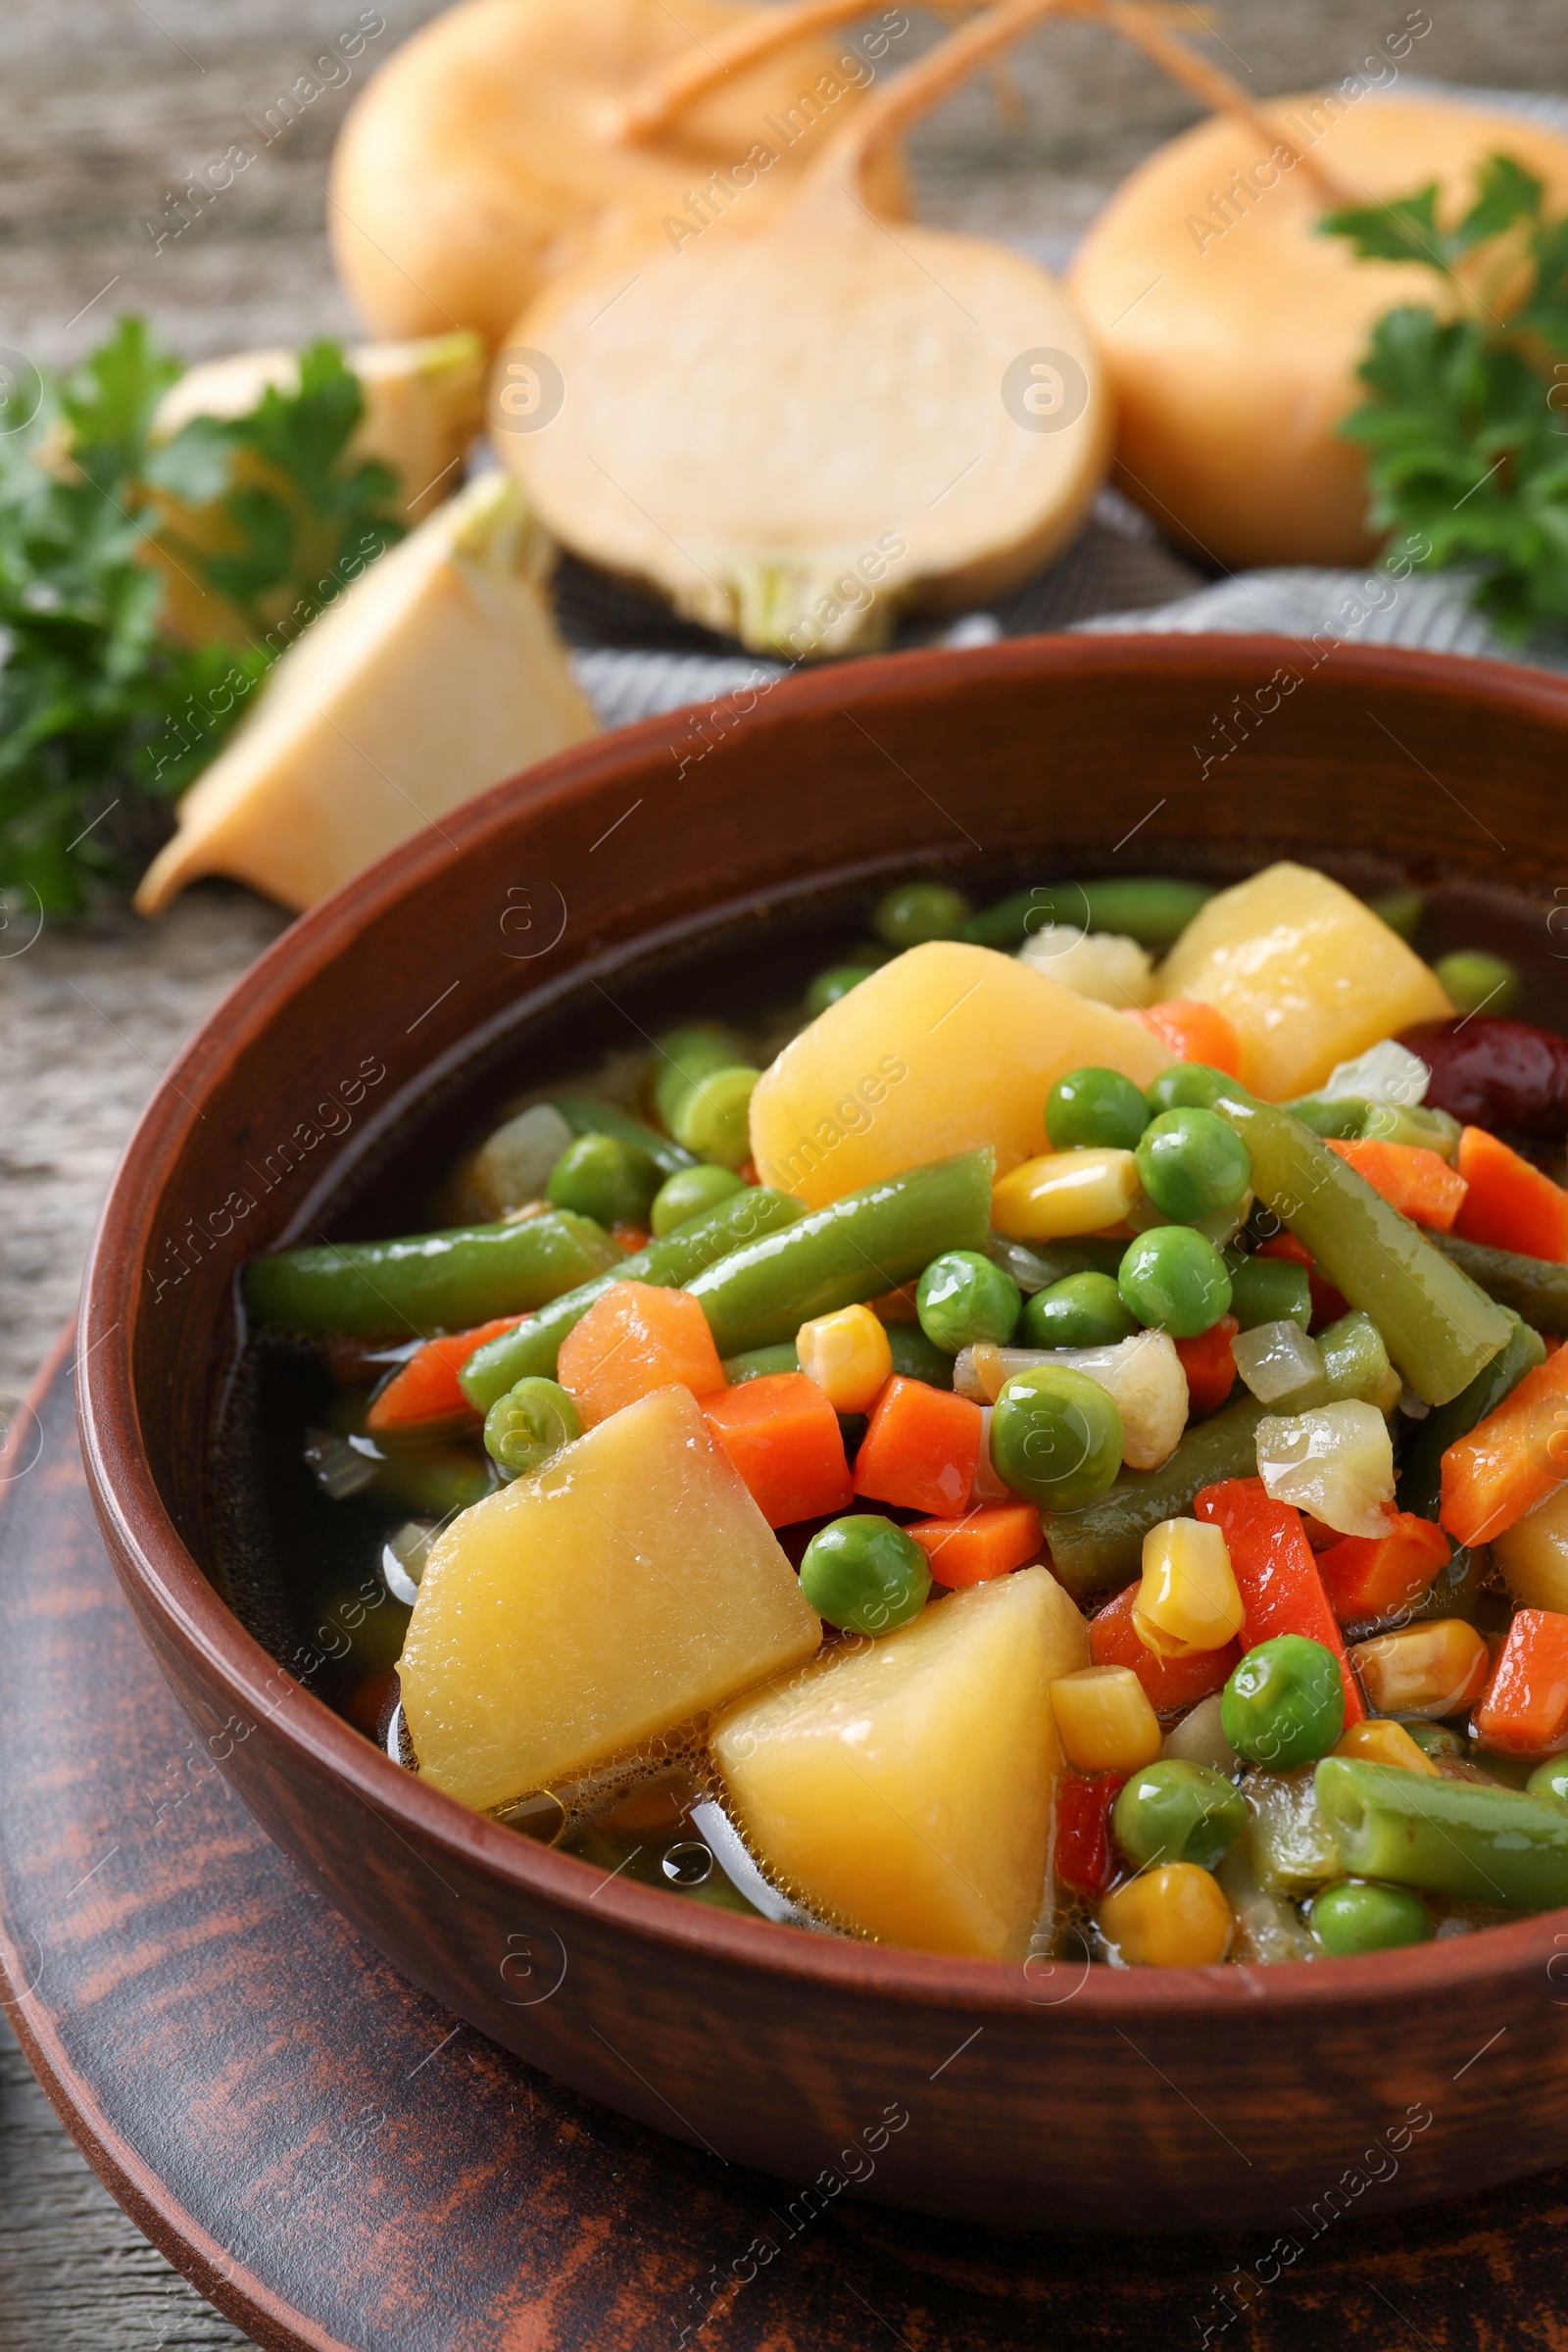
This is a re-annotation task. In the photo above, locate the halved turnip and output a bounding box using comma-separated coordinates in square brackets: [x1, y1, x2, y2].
[328, 0, 906, 348]
[496, 0, 1112, 655]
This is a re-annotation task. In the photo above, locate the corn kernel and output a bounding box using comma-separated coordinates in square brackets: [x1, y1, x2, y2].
[991, 1150, 1141, 1244]
[1100, 1863, 1232, 1966]
[1049, 1664, 1163, 1773]
[796, 1303, 894, 1414]
[1133, 1517, 1245, 1656]
[1348, 1618, 1492, 1720]
[1333, 1718, 1442, 1776]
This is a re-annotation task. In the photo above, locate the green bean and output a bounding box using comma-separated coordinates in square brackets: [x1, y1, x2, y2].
[1224, 1250, 1312, 1333]
[244, 1208, 622, 1339]
[1314, 1756, 1568, 1910]
[651, 1162, 744, 1236]
[1429, 1232, 1568, 1336]
[959, 889, 1043, 948]
[1369, 887, 1424, 942]
[1212, 1092, 1511, 1405]
[805, 965, 878, 1017]
[1040, 1395, 1268, 1596]
[687, 1150, 994, 1357]
[721, 1343, 802, 1385]
[461, 1187, 804, 1408]
[1281, 1095, 1368, 1141]
[671, 1065, 760, 1168]
[985, 1232, 1126, 1292]
[1400, 1311, 1546, 1520]
[1359, 1101, 1462, 1160]
[483, 1377, 580, 1478]
[1080, 876, 1212, 947]
[555, 1094, 694, 1180]
[371, 1444, 493, 1518]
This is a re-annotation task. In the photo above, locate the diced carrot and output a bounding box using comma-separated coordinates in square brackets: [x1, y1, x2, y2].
[1453, 1125, 1568, 1263]
[557, 1280, 725, 1427]
[703, 1373, 853, 1528]
[611, 1222, 653, 1253]
[1090, 1581, 1239, 1713]
[868, 1282, 921, 1323]
[1126, 1000, 1244, 1077]
[854, 1376, 982, 1519]
[906, 1502, 1041, 1587]
[367, 1314, 522, 1433]
[1317, 1513, 1450, 1626]
[1255, 1232, 1348, 1330]
[1173, 1314, 1238, 1416]
[738, 1158, 760, 1187]
[1194, 1477, 1365, 1726]
[1440, 1345, 1568, 1545]
[1474, 1608, 1568, 1755]
[1326, 1138, 1468, 1233]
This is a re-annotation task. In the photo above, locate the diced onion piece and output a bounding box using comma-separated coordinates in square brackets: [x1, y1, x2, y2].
[1134, 1517, 1245, 1655]
[466, 1102, 574, 1217]
[1018, 925, 1156, 1006]
[972, 1406, 1013, 1502]
[1254, 1399, 1396, 1537]
[1232, 1318, 1325, 1405]
[955, 1331, 1187, 1470]
[1240, 1769, 1343, 1897]
[1324, 1038, 1430, 1108]
[303, 1427, 381, 1500]
[1162, 1692, 1241, 1774]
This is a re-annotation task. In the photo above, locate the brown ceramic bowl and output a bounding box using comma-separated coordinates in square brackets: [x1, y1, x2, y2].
[78, 635, 1568, 2233]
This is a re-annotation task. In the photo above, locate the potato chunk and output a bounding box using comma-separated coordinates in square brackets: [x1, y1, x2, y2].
[1158, 861, 1450, 1100]
[710, 1566, 1088, 1959]
[399, 1387, 821, 1812]
[748, 941, 1168, 1208]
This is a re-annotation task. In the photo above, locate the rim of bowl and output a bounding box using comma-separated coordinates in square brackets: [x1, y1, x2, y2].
[76, 632, 1568, 2021]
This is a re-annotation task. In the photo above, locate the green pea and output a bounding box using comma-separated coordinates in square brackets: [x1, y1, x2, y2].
[546, 1132, 660, 1227]
[651, 1162, 744, 1237]
[799, 1514, 931, 1635]
[989, 1364, 1123, 1510]
[916, 1250, 1022, 1354]
[806, 964, 878, 1017]
[1224, 1250, 1312, 1333]
[1146, 1063, 1248, 1116]
[1117, 1227, 1232, 1339]
[1046, 1066, 1152, 1153]
[670, 1065, 760, 1169]
[1221, 1635, 1345, 1769]
[650, 1023, 748, 1132]
[1113, 1760, 1248, 1873]
[872, 881, 970, 950]
[1309, 1879, 1432, 1957]
[1435, 949, 1520, 1018]
[1527, 1757, 1568, 1808]
[483, 1377, 581, 1479]
[1403, 1719, 1465, 1760]
[1136, 1105, 1251, 1224]
[1020, 1271, 1139, 1349]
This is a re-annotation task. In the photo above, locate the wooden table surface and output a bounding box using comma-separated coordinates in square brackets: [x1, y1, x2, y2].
[3, 2, 1568, 2345]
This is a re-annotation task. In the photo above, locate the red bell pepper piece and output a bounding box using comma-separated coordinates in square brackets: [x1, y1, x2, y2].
[1054, 1770, 1127, 1895]
[1317, 1512, 1449, 1628]
[1193, 1477, 1365, 1726]
[1255, 1232, 1348, 1331]
[1173, 1314, 1239, 1417]
[1454, 1125, 1568, 1264]
[1474, 1608, 1568, 1756]
[1090, 1582, 1239, 1713]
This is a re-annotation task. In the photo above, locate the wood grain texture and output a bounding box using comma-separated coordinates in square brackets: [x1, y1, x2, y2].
[71, 635, 1568, 2247]
[8, 1342, 1568, 2350]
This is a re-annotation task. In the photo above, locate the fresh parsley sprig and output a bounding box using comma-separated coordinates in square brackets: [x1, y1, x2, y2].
[0, 318, 403, 915]
[1322, 153, 1568, 640]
